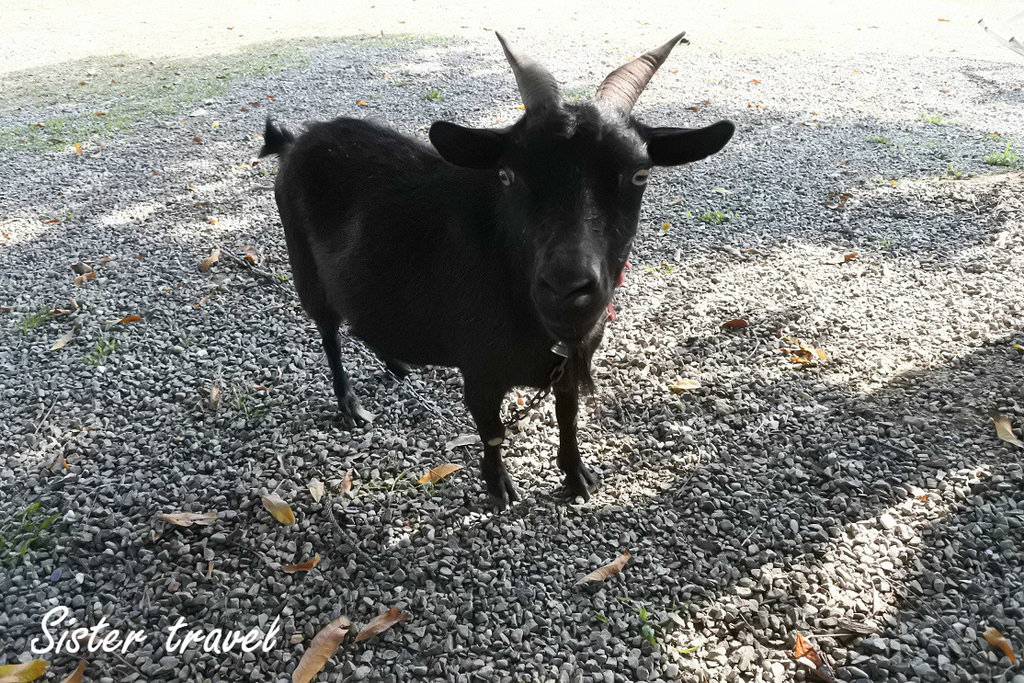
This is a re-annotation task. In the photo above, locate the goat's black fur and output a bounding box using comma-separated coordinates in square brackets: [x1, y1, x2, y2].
[261, 35, 733, 509]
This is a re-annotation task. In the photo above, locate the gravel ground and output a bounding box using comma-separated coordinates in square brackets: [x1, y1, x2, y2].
[2, 4, 1024, 682]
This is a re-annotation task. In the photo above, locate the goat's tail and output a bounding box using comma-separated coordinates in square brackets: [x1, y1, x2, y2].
[259, 117, 295, 157]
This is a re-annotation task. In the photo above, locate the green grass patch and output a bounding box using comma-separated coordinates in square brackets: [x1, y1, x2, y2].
[697, 210, 733, 225]
[0, 42, 314, 153]
[0, 501, 60, 567]
[83, 337, 117, 365]
[422, 89, 443, 102]
[983, 142, 1020, 168]
[19, 308, 51, 334]
[919, 112, 950, 125]
[865, 134, 894, 146]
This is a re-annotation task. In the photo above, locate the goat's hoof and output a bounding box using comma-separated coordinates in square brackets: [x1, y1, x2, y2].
[557, 466, 600, 502]
[338, 395, 375, 426]
[485, 473, 519, 511]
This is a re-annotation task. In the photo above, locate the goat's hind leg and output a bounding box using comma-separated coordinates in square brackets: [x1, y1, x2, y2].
[317, 319, 374, 425]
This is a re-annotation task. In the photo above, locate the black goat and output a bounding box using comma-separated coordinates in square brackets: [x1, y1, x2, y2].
[260, 33, 733, 509]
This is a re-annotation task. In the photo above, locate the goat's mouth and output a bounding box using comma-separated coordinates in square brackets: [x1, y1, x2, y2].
[535, 299, 609, 346]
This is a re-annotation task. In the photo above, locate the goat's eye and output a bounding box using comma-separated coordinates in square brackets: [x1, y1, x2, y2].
[631, 169, 650, 186]
[498, 168, 515, 186]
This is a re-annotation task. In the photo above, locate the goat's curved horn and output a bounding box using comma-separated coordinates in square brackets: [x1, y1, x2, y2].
[496, 32, 561, 112]
[595, 32, 688, 112]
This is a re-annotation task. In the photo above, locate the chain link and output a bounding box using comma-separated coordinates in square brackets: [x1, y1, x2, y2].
[501, 355, 569, 429]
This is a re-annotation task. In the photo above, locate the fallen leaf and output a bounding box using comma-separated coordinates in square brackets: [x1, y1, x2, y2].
[418, 463, 463, 485]
[117, 315, 141, 324]
[356, 99, 369, 107]
[261, 493, 296, 525]
[937, 17, 950, 22]
[0, 660, 49, 682]
[98, 255, 116, 264]
[341, 470, 353, 495]
[823, 192, 853, 209]
[59, 660, 86, 683]
[983, 627, 1016, 663]
[354, 608, 412, 643]
[722, 319, 748, 328]
[308, 478, 325, 502]
[782, 339, 829, 365]
[444, 434, 479, 450]
[989, 412, 1024, 448]
[284, 554, 322, 573]
[291, 616, 351, 683]
[199, 248, 221, 272]
[73, 143, 83, 155]
[660, 221, 671, 233]
[240, 245, 260, 263]
[208, 383, 222, 411]
[792, 632, 837, 682]
[843, 252, 858, 262]
[576, 550, 631, 585]
[669, 379, 702, 393]
[193, 136, 202, 143]
[206, 217, 218, 225]
[159, 512, 219, 527]
[749, 78, 761, 84]
[73, 272, 97, 286]
[50, 329, 75, 351]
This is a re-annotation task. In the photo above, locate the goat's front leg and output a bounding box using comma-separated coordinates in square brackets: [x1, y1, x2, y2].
[555, 385, 599, 501]
[464, 380, 518, 510]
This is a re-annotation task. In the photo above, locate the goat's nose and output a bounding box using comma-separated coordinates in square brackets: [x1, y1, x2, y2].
[540, 273, 599, 308]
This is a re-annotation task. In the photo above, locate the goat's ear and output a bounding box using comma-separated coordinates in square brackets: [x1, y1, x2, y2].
[645, 120, 735, 166]
[429, 121, 505, 169]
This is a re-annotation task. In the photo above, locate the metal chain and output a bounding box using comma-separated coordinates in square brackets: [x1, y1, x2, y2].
[501, 354, 569, 429]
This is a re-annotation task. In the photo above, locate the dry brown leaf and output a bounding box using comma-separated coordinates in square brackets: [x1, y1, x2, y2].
[98, 255, 116, 265]
[308, 478, 325, 503]
[793, 632, 836, 682]
[575, 550, 631, 585]
[240, 245, 260, 263]
[159, 511, 219, 527]
[669, 379, 701, 393]
[341, 470, 353, 496]
[283, 554, 322, 573]
[50, 329, 75, 351]
[59, 660, 86, 683]
[823, 192, 853, 209]
[989, 411, 1024, 448]
[291, 616, 351, 683]
[261, 493, 296, 525]
[418, 463, 463, 485]
[356, 99, 369, 106]
[783, 339, 828, 365]
[208, 383, 222, 411]
[117, 315, 141, 324]
[0, 660, 50, 682]
[984, 627, 1017, 663]
[43, 218, 61, 224]
[73, 272, 97, 286]
[73, 142, 83, 155]
[722, 319, 748, 328]
[354, 608, 412, 643]
[197, 248, 220, 272]
[843, 252, 858, 262]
